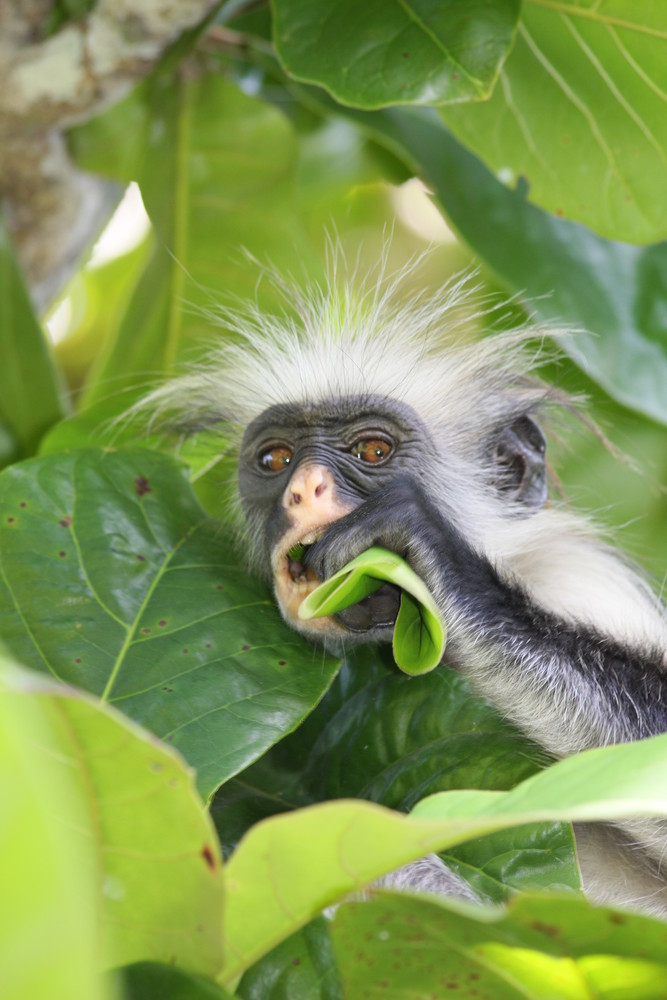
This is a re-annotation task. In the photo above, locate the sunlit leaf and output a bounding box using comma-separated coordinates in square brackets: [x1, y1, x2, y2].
[0, 655, 104, 1000]
[220, 735, 667, 981]
[1, 656, 224, 976]
[69, 74, 323, 403]
[332, 892, 667, 999]
[441, 3, 667, 244]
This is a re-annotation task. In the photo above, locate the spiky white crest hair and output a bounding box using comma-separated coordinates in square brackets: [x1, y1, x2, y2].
[136, 252, 666, 657]
[142, 254, 558, 449]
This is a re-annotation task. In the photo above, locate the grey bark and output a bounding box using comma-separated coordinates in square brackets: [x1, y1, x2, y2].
[0, 0, 220, 310]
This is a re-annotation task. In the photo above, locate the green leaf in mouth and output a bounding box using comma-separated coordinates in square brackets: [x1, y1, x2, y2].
[298, 546, 446, 676]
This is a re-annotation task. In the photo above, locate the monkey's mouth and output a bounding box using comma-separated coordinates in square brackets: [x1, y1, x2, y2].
[283, 531, 400, 632]
[286, 547, 317, 586]
[275, 527, 400, 636]
[283, 528, 326, 590]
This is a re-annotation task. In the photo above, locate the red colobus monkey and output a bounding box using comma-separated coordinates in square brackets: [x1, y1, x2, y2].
[144, 263, 667, 914]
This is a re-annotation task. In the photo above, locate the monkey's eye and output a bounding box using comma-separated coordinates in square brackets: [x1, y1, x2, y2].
[351, 439, 393, 464]
[260, 446, 293, 472]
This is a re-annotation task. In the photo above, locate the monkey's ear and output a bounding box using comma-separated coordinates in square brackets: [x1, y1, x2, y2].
[491, 415, 547, 508]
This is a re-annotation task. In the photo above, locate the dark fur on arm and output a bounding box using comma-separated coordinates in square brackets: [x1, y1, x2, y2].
[305, 477, 667, 757]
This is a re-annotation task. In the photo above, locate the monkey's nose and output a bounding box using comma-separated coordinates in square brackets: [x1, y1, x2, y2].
[284, 463, 334, 509]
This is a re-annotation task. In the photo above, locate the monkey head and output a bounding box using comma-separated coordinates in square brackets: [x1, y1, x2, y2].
[238, 394, 547, 644]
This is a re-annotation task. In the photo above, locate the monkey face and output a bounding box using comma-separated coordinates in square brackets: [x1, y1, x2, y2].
[238, 392, 550, 644]
[237, 396, 428, 639]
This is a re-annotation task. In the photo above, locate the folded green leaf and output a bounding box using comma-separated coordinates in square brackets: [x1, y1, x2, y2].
[298, 546, 445, 675]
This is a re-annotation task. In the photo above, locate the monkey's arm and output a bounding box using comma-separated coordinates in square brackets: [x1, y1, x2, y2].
[305, 479, 667, 759]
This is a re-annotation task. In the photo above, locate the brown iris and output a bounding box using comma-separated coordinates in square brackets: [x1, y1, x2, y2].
[260, 446, 293, 471]
[352, 439, 392, 463]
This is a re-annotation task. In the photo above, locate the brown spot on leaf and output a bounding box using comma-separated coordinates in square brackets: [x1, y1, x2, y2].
[58, 550, 66, 558]
[201, 845, 216, 870]
[162, 687, 173, 693]
[205, 642, 212, 648]
[7, 517, 15, 524]
[529, 920, 560, 937]
[141, 627, 152, 635]
[182, 648, 188, 654]
[75, 658, 82, 664]
[216, 584, 224, 590]
[402, 51, 409, 58]
[134, 476, 152, 496]
[292, 957, 301, 966]
[608, 913, 626, 925]
[19, 502, 26, 508]
[242, 644, 250, 651]
[278, 660, 286, 666]
[137, 554, 145, 561]
[159, 619, 167, 627]
[59, 517, 72, 527]
[452, 71, 458, 79]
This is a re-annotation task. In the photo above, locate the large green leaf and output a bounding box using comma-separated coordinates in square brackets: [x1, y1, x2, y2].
[0, 655, 105, 1000]
[441, 2, 667, 244]
[0, 218, 67, 466]
[272, 0, 520, 108]
[332, 892, 667, 999]
[0, 447, 340, 799]
[0, 656, 224, 977]
[220, 734, 667, 982]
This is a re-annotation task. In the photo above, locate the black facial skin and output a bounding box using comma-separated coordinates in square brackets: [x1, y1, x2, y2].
[238, 395, 432, 564]
[239, 396, 556, 633]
